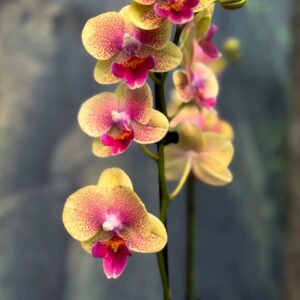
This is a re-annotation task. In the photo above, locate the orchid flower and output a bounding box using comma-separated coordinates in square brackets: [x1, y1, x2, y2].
[63, 168, 167, 279]
[165, 122, 234, 185]
[180, 5, 215, 66]
[78, 83, 169, 157]
[173, 62, 219, 109]
[194, 24, 220, 61]
[82, 6, 182, 89]
[168, 92, 234, 139]
[129, 0, 215, 30]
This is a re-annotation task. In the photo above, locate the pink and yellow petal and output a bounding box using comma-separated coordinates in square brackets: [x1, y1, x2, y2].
[78, 93, 117, 137]
[135, 19, 172, 49]
[115, 83, 153, 124]
[193, 0, 215, 13]
[121, 6, 171, 49]
[124, 213, 167, 253]
[94, 59, 121, 85]
[82, 12, 125, 60]
[173, 70, 193, 102]
[193, 62, 219, 98]
[97, 167, 134, 191]
[128, 3, 164, 30]
[62, 185, 109, 241]
[141, 42, 182, 72]
[132, 110, 169, 144]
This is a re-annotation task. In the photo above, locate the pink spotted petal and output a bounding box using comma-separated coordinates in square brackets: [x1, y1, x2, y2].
[116, 83, 153, 124]
[132, 110, 169, 144]
[140, 42, 182, 72]
[82, 12, 125, 60]
[78, 92, 118, 137]
[121, 7, 171, 50]
[123, 213, 167, 253]
[128, 3, 164, 30]
[92, 242, 109, 258]
[103, 245, 131, 279]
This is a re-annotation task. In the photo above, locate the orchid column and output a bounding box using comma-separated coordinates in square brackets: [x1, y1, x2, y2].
[62, 0, 247, 299]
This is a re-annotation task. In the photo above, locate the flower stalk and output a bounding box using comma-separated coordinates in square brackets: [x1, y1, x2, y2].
[154, 73, 171, 300]
[186, 176, 196, 300]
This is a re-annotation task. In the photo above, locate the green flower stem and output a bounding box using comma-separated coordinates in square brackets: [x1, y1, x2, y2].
[154, 73, 171, 300]
[169, 158, 192, 200]
[139, 144, 159, 161]
[186, 176, 196, 300]
[168, 102, 188, 121]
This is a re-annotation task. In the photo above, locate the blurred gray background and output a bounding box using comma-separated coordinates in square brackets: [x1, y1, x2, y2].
[0, 0, 290, 299]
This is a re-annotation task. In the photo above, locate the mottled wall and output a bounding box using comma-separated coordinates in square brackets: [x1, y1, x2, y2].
[0, 0, 290, 299]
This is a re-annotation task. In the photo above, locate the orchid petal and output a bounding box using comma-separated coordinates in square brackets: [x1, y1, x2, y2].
[128, 3, 164, 30]
[173, 70, 194, 102]
[121, 7, 171, 50]
[122, 213, 167, 253]
[141, 42, 182, 72]
[93, 137, 114, 157]
[62, 186, 109, 241]
[115, 83, 153, 124]
[192, 132, 234, 185]
[97, 168, 134, 190]
[165, 145, 190, 180]
[82, 12, 125, 60]
[94, 59, 122, 86]
[176, 122, 204, 152]
[132, 110, 169, 144]
[194, 0, 215, 12]
[78, 93, 117, 137]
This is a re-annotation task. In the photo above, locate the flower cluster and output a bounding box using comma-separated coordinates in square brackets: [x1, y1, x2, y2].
[62, 0, 245, 280]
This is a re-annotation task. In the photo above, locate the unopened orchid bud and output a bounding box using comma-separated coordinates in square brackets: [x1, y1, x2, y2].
[219, 0, 247, 10]
[223, 38, 241, 61]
